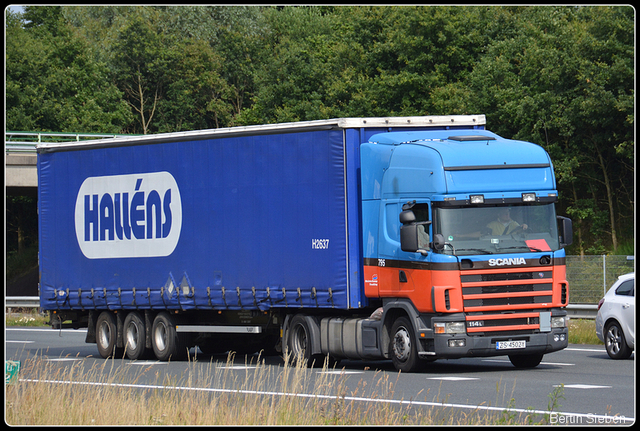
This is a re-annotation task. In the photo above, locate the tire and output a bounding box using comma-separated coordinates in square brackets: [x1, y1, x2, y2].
[604, 321, 632, 359]
[123, 312, 147, 360]
[389, 317, 423, 373]
[509, 353, 543, 368]
[151, 312, 189, 361]
[96, 311, 122, 359]
[287, 315, 323, 367]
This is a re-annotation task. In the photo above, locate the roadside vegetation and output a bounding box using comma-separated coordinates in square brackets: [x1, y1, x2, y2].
[7, 352, 571, 425]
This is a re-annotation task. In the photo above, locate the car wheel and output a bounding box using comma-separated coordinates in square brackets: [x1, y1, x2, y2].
[604, 321, 632, 359]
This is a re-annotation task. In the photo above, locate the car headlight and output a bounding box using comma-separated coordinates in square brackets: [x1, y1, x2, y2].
[435, 321, 466, 334]
[551, 316, 567, 328]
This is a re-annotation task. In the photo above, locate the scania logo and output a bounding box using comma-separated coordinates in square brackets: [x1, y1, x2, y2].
[488, 257, 527, 266]
[74, 172, 182, 259]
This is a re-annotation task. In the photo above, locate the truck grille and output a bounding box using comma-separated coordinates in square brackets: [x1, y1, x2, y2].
[460, 268, 555, 334]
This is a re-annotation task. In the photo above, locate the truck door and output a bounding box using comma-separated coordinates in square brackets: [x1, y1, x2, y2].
[377, 201, 432, 309]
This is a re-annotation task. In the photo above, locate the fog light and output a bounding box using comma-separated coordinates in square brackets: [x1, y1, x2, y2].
[522, 193, 536, 202]
[448, 339, 466, 348]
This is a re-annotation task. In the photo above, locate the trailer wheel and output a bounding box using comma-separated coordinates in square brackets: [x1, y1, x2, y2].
[287, 315, 323, 367]
[389, 317, 423, 373]
[152, 312, 189, 361]
[123, 312, 147, 360]
[508, 353, 544, 368]
[96, 311, 121, 359]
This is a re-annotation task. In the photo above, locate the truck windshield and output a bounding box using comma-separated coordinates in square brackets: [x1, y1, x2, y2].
[433, 203, 560, 255]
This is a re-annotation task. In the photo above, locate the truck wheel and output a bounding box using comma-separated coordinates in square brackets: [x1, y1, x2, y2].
[604, 321, 632, 359]
[508, 353, 543, 368]
[287, 315, 323, 367]
[389, 317, 423, 373]
[96, 311, 122, 359]
[123, 312, 147, 360]
[151, 312, 189, 361]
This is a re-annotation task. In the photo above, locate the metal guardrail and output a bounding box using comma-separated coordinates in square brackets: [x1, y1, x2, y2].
[5, 131, 139, 153]
[6, 296, 40, 308]
[5, 296, 601, 318]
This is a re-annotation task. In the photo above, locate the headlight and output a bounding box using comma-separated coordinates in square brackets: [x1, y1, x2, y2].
[434, 321, 466, 334]
[551, 316, 567, 328]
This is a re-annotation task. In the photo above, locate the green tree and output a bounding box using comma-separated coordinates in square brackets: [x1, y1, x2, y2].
[459, 6, 634, 254]
[5, 6, 132, 132]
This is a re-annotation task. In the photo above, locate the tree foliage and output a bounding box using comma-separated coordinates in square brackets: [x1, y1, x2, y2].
[4, 5, 634, 254]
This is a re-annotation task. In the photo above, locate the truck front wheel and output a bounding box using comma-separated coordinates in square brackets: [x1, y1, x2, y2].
[389, 317, 423, 373]
[508, 353, 543, 368]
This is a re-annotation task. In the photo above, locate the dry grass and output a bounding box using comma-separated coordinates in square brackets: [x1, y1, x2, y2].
[5, 352, 555, 426]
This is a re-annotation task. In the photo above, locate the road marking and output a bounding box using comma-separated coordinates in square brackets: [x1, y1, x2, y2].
[564, 347, 605, 353]
[318, 370, 364, 375]
[128, 361, 161, 366]
[482, 359, 575, 366]
[18, 377, 635, 424]
[554, 384, 612, 389]
[6, 328, 87, 333]
[6, 340, 34, 343]
[223, 366, 257, 370]
[45, 358, 84, 362]
[428, 376, 479, 381]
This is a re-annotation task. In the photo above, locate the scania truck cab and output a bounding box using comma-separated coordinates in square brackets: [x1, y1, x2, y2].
[361, 129, 572, 371]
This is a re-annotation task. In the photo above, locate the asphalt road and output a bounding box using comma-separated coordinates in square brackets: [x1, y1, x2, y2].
[6, 327, 635, 425]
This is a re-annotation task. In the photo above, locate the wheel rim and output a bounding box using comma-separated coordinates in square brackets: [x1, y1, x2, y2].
[606, 326, 622, 355]
[392, 326, 411, 361]
[154, 322, 168, 352]
[98, 321, 111, 349]
[126, 323, 139, 351]
[291, 324, 307, 357]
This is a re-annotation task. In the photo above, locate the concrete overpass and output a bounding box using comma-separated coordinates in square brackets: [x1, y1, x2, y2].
[6, 132, 135, 195]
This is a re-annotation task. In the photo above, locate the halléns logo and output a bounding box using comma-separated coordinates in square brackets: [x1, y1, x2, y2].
[74, 172, 182, 259]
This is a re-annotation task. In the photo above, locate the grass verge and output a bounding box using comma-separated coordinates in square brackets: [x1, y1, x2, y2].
[6, 353, 565, 425]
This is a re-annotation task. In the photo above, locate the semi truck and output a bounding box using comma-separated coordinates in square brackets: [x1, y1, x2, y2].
[37, 115, 573, 372]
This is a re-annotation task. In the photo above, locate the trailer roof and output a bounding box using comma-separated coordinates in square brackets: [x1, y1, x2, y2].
[36, 115, 485, 153]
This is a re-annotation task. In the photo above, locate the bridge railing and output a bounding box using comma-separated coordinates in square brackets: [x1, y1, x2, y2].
[5, 131, 136, 153]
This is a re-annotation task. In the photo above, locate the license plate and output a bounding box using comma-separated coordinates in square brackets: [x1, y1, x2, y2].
[496, 340, 526, 350]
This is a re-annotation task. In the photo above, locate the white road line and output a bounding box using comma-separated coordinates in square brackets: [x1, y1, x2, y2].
[45, 358, 84, 362]
[6, 340, 35, 343]
[317, 370, 364, 375]
[481, 359, 575, 366]
[428, 376, 479, 381]
[564, 347, 605, 353]
[6, 328, 88, 333]
[554, 384, 612, 389]
[18, 377, 635, 424]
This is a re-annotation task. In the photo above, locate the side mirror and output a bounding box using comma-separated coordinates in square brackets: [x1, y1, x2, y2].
[400, 210, 431, 254]
[432, 234, 446, 251]
[399, 210, 416, 224]
[557, 216, 573, 248]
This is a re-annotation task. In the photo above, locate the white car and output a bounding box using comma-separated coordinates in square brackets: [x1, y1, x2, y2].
[595, 272, 635, 359]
